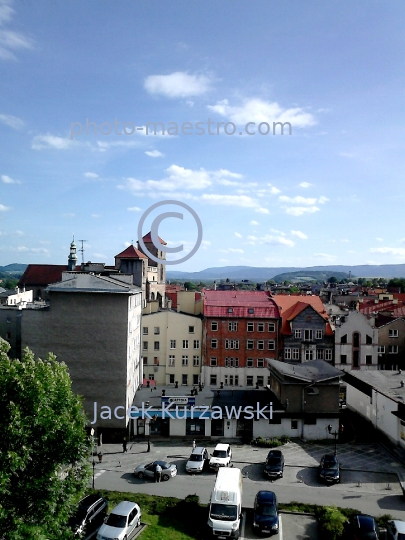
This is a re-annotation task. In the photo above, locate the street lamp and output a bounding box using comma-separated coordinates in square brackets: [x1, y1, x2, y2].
[327, 424, 344, 455]
[90, 427, 95, 489]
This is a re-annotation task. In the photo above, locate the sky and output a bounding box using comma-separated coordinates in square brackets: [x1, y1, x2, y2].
[0, 1, 404, 272]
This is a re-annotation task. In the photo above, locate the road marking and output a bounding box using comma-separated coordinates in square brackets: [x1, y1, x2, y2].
[240, 510, 246, 539]
[94, 469, 106, 478]
[279, 514, 283, 540]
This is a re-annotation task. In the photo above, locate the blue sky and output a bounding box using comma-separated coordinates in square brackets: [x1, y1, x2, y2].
[0, 1, 404, 271]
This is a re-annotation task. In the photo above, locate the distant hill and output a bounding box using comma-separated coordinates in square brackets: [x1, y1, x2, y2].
[0, 263, 27, 278]
[272, 270, 351, 283]
[167, 264, 405, 281]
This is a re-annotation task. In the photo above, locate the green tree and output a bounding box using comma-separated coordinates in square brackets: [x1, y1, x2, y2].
[328, 276, 338, 284]
[0, 339, 91, 539]
[0, 277, 19, 289]
[183, 281, 196, 290]
[388, 278, 405, 291]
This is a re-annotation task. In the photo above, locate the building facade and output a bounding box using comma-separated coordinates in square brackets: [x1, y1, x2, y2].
[334, 310, 378, 371]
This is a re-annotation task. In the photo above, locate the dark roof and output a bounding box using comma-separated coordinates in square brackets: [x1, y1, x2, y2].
[115, 245, 148, 260]
[142, 231, 167, 245]
[18, 264, 73, 287]
[268, 359, 342, 383]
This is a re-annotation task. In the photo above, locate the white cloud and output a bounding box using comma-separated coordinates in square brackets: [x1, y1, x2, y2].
[262, 234, 294, 247]
[313, 253, 338, 262]
[14, 246, 49, 255]
[299, 182, 312, 188]
[144, 71, 212, 98]
[284, 206, 320, 216]
[96, 140, 142, 151]
[0, 113, 24, 129]
[291, 230, 308, 239]
[1, 174, 20, 184]
[202, 194, 258, 208]
[84, 172, 99, 179]
[145, 150, 164, 158]
[279, 195, 319, 205]
[0, 2, 34, 61]
[250, 220, 259, 226]
[127, 206, 142, 212]
[201, 240, 211, 250]
[207, 98, 316, 128]
[62, 212, 75, 218]
[267, 184, 281, 194]
[370, 247, 405, 257]
[219, 248, 244, 254]
[340, 239, 349, 243]
[234, 232, 242, 238]
[376, 237, 383, 242]
[255, 207, 269, 214]
[0, 203, 11, 211]
[32, 134, 75, 150]
[91, 214, 101, 218]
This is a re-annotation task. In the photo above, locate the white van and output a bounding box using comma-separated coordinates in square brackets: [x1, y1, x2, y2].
[207, 467, 243, 539]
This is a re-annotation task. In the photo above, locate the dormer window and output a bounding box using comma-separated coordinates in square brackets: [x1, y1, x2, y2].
[228, 308, 233, 313]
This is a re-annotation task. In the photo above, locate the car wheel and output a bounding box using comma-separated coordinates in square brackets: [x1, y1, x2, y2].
[137, 518, 141, 527]
[137, 471, 144, 479]
[162, 474, 170, 481]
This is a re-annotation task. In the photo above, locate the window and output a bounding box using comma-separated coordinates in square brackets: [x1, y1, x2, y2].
[341, 334, 347, 344]
[268, 322, 275, 332]
[353, 332, 360, 347]
[235, 376, 239, 386]
[247, 322, 254, 332]
[389, 329, 399, 338]
[169, 355, 175, 366]
[340, 354, 347, 365]
[257, 340, 264, 350]
[246, 375, 254, 386]
[228, 321, 238, 331]
[257, 376, 264, 386]
[291, 420, 298, 430]
[284, 348, 291, 360]
[170, 340, 176, 349]
[316, 349, 324, 360]
[193, 340, 200, 349]
[228, 308, 233, 313]
[257, 323, 264, 332]
[257, 359, 264, 368]
[294, 329, 302, 339]
[182, 355, 189, 366]
[315, 330, 323, 339]
[268, 340, 275, 350]
[267, 376, 271, 386]
[247, 340, 254, 350]
[292, 348, 300, 360]
[148, 374, 155, 381]
[211, 321, 218, 331]
[189, 326, 195, 333]
[366, 355, 372, 365]
[143, 357, 148, 365]
[225, 339, 239, 350]
[378, 345, 385, 353]
[225, 357, 239, 367]
[366, 335, 372, 344]
[193, 355, 199, 366]
[248, 308, 254, 314]
[210, 374, 217, 385]
[304, 417, 317, 425]
[304, 329, 313, 341]
[182, 374, 188, 385]
[143, 342, 148, 351]
[210, 357, 217, 366]
[154, 341, 160, 351]
[143, 327, 148, 335]
[304, 349, 314, 361]
[154, 327, 160, 334]
[183, 340, 189, 349]
[211, 339, 218, 349]
[169, 374, 175, 384]
[389, 345, 398, 354]
[229, 375, 234, 386]
[324, 349, 332, 361]
[247, 358, 254, 367]
[193, 374, 199, 385]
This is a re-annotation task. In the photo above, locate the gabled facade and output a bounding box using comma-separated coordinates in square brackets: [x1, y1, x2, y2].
[334, 310, 378, 371]
[377, 318, 405, 370]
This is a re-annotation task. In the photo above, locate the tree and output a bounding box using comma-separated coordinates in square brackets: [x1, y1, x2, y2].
[327, 276, 338, 284]
[0, 339, 91, 539]
[388, 278, 405, 292]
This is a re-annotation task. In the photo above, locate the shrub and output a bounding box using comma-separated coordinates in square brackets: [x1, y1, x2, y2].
[251, 436, 289, 447]
[317, 506, 347, 540]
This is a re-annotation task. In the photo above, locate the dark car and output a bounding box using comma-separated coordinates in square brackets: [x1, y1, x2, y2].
[253, 490, 279, 535]
[319, 453, 340, 484]
[263, 450, 284, 479]
[134, 460, 177, 481]
[69, 493, 108, 538]
[351, 515, 380, 540]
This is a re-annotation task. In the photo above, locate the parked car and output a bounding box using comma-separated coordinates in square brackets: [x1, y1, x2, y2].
[253, 490, 279, 535]
[319, 453, 340, 484]
[69, 493, 108, 538]
[186, 446, 209, 473]
[134, 460, 177, 481]
[209, 443, 232, 470]
[263, 449, 284, 479]
[351, 515, 380, 540]
[387, 520, 405, 540]
[96, 501, 141, 540]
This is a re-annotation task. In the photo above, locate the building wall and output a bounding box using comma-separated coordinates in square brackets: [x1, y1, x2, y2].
[334, 311, 378, 371]
[0, 306, 22, 359]
[177, 291, 203, 315]
[141, 310, 203, 387]
[378, 319, 405, 370]
[253, 417, 338, 440]
[21, 290, 142, 431]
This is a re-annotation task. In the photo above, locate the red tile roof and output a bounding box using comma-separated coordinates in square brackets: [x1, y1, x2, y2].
[166, 291, 178, 308]
[203, 290, 280, 318]
[142, 231, 167, 245]
[273, 295, 333, 336]
[115, 245, 148, 259]
[18, 264, 74, 287]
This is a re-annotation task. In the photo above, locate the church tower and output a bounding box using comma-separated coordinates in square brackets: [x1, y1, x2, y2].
[67, 237, 77, 271]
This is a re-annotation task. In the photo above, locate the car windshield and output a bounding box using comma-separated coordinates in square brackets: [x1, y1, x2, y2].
[213, 450, 227, 458]
[256, 504, 277, 517]
[189, 455, 203, 461]
[398, 534, 405, 540]
[266, 457, 281, 466]
[210, 504, 238, 521]
[106, 513, 127, 528]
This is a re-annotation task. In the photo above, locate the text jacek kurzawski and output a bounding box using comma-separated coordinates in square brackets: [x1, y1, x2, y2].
[90, 401, 273, 424]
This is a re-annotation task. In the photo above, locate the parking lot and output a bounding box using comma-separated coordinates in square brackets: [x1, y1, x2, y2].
[241, 512, 318, 540]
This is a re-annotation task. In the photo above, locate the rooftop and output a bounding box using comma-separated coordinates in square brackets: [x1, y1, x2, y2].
[268, 358, 343, 383]
[46, 273, 141, 294]
[344, 369, 405, 403]
[203, 290, 280, 319]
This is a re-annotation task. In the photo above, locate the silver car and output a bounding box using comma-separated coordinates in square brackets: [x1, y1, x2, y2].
[96, 501, 141, 540]
[134, 460, 177, 481]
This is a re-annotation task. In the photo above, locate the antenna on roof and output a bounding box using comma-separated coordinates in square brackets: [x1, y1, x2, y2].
[78, 239, 87, 265]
